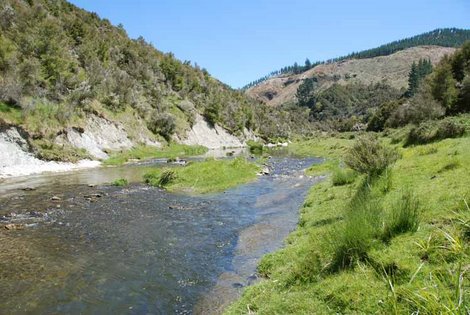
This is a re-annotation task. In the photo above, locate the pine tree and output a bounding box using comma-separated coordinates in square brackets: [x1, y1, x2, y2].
[406, 62, 419, 97]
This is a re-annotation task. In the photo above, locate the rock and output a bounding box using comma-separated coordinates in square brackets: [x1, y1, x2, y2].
[261, 166, 270, 175]
[88, 184, 95, 187]
[22, 187, 36, 191]
[4, 223, 24, 230]
[51, 196, 61, 201]
[232, 282, 244, 288]
[84, 193, 103, 198]
[29, 211, 43, 217]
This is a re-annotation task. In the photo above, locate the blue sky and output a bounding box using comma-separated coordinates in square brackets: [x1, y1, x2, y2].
[69, 0, 469, 88]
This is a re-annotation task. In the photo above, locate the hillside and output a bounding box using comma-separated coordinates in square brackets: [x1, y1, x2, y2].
[0, 0, 274, 168]
[243, 28, 470, 90]
[247, 46, 455, 107]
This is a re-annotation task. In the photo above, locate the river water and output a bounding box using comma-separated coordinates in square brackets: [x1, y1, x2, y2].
[0, 155, 321, 314]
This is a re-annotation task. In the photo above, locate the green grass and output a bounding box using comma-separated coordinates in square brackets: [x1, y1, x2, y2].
[226, 129, 470, 314]
[103, 143, 208, 165]
[144, 157, 260, 194]
[331, 166, 357, 186]
[0, 102, 23, 124]
[111, 178, 128, 186]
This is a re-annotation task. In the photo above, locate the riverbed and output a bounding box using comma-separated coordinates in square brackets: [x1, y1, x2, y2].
[0, 155, 321, 314]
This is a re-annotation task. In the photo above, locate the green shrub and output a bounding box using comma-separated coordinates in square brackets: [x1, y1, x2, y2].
[345, 135, 399, 177]
[405, 119, 465, 146]
[146, 169, 177, 188]
[147, 112, 177, 141]
[111, 178, 128, 186]
[382, 190, 420, 241]
[331, 167, 357, 186]
[247, 140, 263, 154]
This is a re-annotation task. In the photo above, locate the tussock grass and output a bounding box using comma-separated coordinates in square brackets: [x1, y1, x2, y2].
[331, 167, 357, 186]
[382, 189, 420, 242]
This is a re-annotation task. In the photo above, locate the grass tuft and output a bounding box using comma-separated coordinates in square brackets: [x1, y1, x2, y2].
[111, 178, 128, 186]
[382, 189, 420, 242]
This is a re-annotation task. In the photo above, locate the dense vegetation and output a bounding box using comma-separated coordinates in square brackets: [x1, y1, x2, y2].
[289, 41, 470, 132]
[368, 41, 470, 132]
[0, 0, 310, 154]
[243, 28, 470, 90]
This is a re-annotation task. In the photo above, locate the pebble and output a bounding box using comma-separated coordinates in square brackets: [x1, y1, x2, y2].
[51, 196, 61, 201]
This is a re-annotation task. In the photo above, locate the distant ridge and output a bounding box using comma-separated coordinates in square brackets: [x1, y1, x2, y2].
[243, 28, 470, 90]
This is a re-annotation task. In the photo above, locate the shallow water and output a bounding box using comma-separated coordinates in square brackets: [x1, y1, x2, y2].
[0, 156, 321, 314]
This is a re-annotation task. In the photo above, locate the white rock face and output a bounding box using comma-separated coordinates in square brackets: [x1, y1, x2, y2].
[57, 116, 134, 159]
[0, 127, 99, 178]
[181, 114, 245, 149]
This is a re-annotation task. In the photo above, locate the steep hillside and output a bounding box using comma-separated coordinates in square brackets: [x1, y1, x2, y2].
[247, 46, 455, 107]
[0, 0, 268, 166]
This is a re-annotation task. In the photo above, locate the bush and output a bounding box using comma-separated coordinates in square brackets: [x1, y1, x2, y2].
[345, 135, 399, 177]
[247, 140, 263, 154]
[382, 190, 420, 241]
[144, 169, 177, 188]
[331, 167, 357, 186]
[404, 119, 465, 146]
[111, 178, 128, 186]
[386, 88, 445, 128]
[147, 112, 176, 141]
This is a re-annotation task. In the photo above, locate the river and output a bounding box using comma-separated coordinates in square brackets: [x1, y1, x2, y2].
[0, 154, 321, 314]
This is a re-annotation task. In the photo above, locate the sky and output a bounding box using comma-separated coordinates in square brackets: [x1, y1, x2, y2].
[69, 0, 469, 88]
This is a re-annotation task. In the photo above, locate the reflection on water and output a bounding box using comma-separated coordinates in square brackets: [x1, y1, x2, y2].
[0, 156, 321, 314]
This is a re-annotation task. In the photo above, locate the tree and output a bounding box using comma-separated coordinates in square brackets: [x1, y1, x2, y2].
[296, 78, 317, 109]
[304, 58, 312, 70]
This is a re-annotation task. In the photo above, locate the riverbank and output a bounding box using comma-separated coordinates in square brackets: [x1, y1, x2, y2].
[226, 121, 470, 313]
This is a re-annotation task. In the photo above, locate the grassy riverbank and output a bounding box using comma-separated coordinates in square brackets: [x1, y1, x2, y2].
[144, 157, 260, 194]
[226, 119, 470, 314]
[103, 144, 208, 166]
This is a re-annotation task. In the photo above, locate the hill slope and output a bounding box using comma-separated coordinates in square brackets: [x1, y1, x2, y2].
[243, 28, 470, 90]
[247, 46, 456, 107]
[0, 0, 267, 166]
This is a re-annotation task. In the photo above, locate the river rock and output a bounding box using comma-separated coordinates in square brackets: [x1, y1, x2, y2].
[51, 196, 61, 201]
[4, 223, 25, 230]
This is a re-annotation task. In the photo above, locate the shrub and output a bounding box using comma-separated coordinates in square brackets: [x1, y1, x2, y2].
[382, 190, 420, 241]
[247, 140, 263, 154]
[367, 100, 401, 132]
[404, 119, 465, 146]
[111, 178, 128, 186]
[345, 135, 399, 177]
[147, 112, 176, 141]
[386, 86, 445, 128]
[144, 169, 177, 188]
[331, 167, 357, 186]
